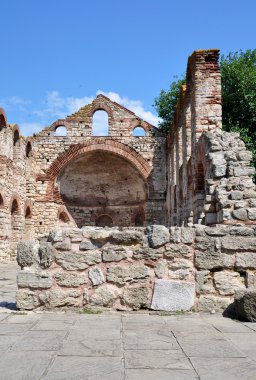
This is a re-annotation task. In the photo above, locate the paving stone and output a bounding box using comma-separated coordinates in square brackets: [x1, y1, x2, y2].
[0, 323, 30, 335]
[31, 319, 74, 330]
[176, 332, 246, 358]
[44, 356, 122, 380]
[123, 327, 180, 350]
[125, 349, 192, 369]
[60, 338, 121, 356]
[191, 357, 256, 380]
[0, 351, 55, 380]
[125, 369, 198, 380]
[223, 332, 256, 360]
[0, 335, 21, 351]
[12, 330, 66, 351]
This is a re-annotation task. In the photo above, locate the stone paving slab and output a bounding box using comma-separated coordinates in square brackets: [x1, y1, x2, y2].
[0, 262, 256, 379]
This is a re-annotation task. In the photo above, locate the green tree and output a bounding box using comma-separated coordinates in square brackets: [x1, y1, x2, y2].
[154, 49, 256, 165]
[154, 77, 185, 134]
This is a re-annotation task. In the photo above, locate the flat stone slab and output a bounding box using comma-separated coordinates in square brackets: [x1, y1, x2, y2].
[151, 280, 195, 311]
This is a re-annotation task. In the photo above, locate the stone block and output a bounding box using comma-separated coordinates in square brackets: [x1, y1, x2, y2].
[236, 252, 256, 269]
[107, 265, 149, 285]
[17, 271, 53, 289]
[90, 285, 118, 307]
[17, 241, 39, 268]
[122, 287, 149, 310]
[164, 244, 191, 259]
[102, 247, 128, 262]
[83, 288, 89, 304]
[151, 280, 195, 312]
[204, 227, 227, 237]
[213, 271, 244, 295]
[221, 236, 256, 251]
[169, 227, 181, 243]
[181, 227, 195, 244]
[196, 270, 215, 294]
[230, 190, 243, 200]
[248, 208, 256, 220]
[245, 271, 256, 288]
[133, 247, 162, 260]
[89, 267, 105, 286]
[16, 290, 40, 310]
[110, 230, 144, 245]
[39, 290, 81, 308]
[146, 225, 170, 248]
[79, 239, 99, 250]
[54, 272, 86, 287]
[154, 259, 168, 279]
[232, 209, 248, 221]
[48, 229, 63, 242]
[234, 167, 255, 177]
[235, 289, 256, 322]
[195, 250, 233, 270]
[39, 243, 54, 269]
[198, 295, 231, 312]
[54, 238, 72, 251]
[56, 250, 101, 270]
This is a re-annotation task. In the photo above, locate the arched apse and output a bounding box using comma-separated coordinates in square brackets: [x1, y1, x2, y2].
[57, 150, 147, 227]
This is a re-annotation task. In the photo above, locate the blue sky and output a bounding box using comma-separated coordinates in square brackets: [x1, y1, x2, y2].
[1, 0, 255, 136]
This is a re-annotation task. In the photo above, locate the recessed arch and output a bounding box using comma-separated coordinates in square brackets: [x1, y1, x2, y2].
[26, 141, 32, 157]
[11, 198, 19, 215]
[25, 206, 32, 219]
[13, 126, 20, 146]
[55, 125, 67, 136]
[96, 214, 113, 227]
[0, 108, 7, 131]
[0, 193, 4, 208]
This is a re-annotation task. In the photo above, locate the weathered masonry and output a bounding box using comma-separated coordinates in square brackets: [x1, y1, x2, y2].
[1, 48, 256, 312]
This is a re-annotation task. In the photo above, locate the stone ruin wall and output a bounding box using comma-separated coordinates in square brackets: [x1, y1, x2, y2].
[16, 225, 256, 312]
[167, 50, 256, 227]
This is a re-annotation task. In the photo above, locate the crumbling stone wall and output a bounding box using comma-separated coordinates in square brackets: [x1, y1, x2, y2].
[16, 225, 256, 312]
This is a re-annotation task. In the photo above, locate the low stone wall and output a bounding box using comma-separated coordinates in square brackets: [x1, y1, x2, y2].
[16, 225, 256, 312]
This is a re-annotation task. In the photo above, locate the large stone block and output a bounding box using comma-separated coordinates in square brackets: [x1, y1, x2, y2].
[235, 289, 256, 322]
[17, 241, 39, 268]
[39, 290, 81, 308]
[39, 243, 54, 269]
[196, 270, 215, 294]
[195, 250, 233, 270]
[122, 287, 149, 310]
[88, 267, 105, 286]
[146, 225, 170, 248]
[107, 265, 149, 285]
[90, 285, 118, 307]
[102, 247, 128, 262]
[56, 250, 101, 270]
[53, 239, 72, 251]
[48, 229, 63, 242]
[79, 239, 99, 251]
[213, 271, 244, 295]
[110, 230, 144, 245]
[17, 271, 53, 289]
[133, 247, 162, 260]
[221, 236, 256, 251]
[16, 290, 40, 310]
[54, 272, 87, 287]
[198, 295, 231, 312]
[151, 280, 195, 312]
[164, 244, 191, 259]
[236, 252, 256, 269]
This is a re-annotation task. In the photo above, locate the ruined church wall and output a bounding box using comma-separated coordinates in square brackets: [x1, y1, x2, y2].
[16, 225, 256, 312]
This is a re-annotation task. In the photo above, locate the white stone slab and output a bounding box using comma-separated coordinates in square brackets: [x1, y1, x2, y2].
[151, 280, 195, 312]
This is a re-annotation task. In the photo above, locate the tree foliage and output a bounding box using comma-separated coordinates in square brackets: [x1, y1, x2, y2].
[154, 77, 185, 134]
[221, 50, 256, 167]
[154, 49, 256, 166]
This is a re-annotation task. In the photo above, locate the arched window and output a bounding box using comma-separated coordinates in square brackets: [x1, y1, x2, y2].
[26, 142, 32, 158]
[92, 110, 108, 136]
[59, 211, 70, 223]
[96, 214, 113, 227]
[55, 126, 67, 136]
[25, 206, 32, 219]
[13, 130, 20, 146]
[11, 199, 19, 215]
[196, 162, 205, 193]
[132, 126, 146, 137]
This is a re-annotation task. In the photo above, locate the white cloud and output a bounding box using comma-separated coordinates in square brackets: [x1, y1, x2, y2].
[97, 90, 161, 126]
[1, 90, 161, 136]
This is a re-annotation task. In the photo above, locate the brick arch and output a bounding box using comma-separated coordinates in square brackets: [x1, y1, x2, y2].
[40, 139, 151, 202]
[10, 194, 21, 215]
[50, 119, 70, 131]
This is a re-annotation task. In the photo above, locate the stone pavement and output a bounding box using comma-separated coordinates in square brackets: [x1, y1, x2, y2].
[0, 263, 256, 379]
